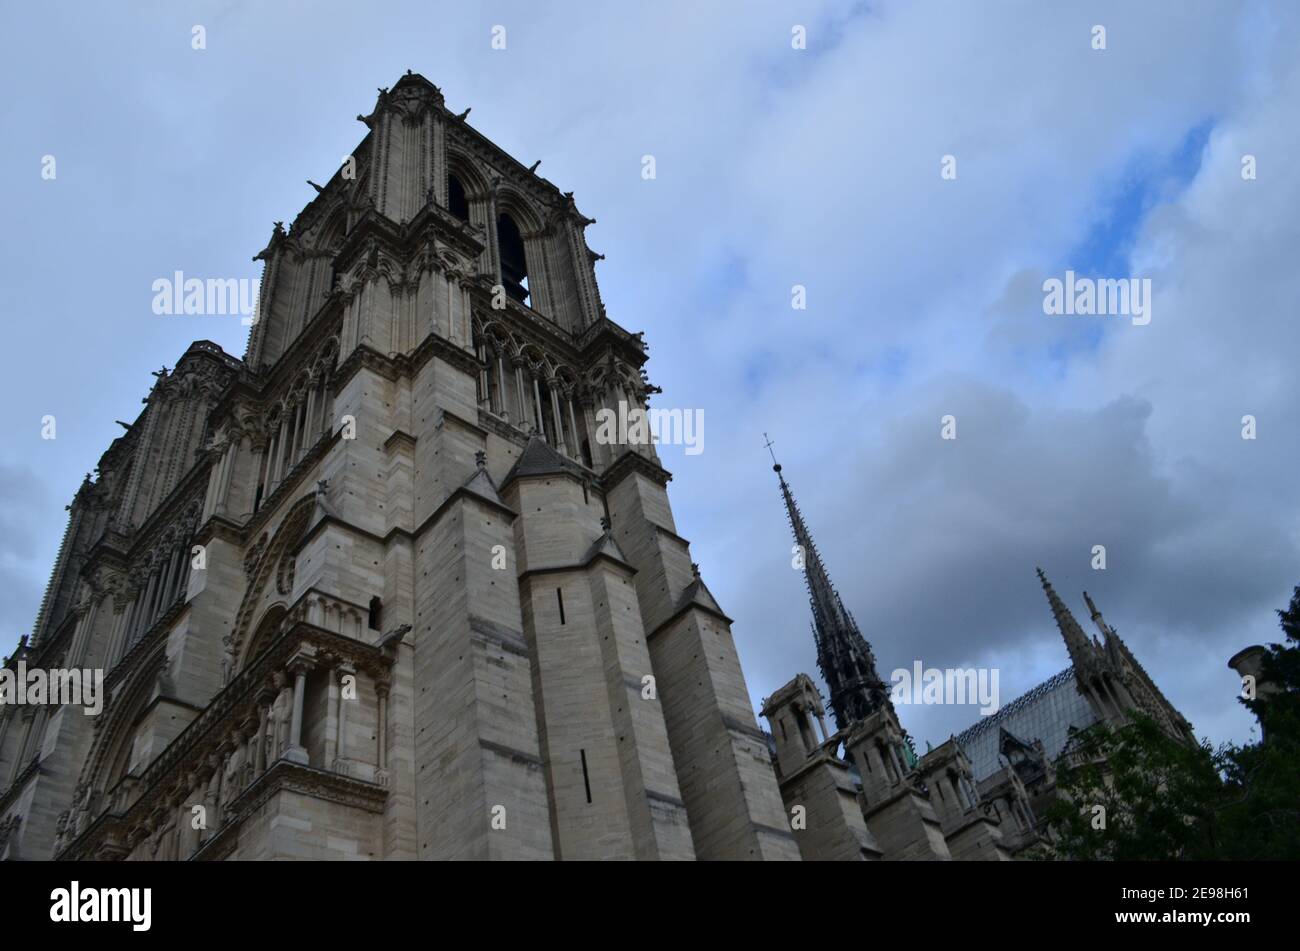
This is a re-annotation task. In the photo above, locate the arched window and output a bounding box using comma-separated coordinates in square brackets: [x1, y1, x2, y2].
[448, 174, 469, 222]
[246, 605, 287, 666]
[497, 213, 529, 305]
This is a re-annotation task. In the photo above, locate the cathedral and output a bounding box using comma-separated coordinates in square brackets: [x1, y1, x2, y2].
[0, 72, 797, 861]
[0, 73, 1193, 862]
[759, 461, 1198, 861]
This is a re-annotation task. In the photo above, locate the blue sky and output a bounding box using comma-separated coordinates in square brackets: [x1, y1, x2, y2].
[2, 0, 1298, 752]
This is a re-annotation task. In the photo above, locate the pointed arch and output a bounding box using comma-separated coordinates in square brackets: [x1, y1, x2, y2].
[76, 645, 168, 806]
[225, 493, 322, 678]
[493, 185, 543, 234]
[445, 149, 490, 202]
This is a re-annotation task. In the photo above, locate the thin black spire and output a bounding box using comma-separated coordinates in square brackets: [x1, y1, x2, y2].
[773, 452, 890, 731]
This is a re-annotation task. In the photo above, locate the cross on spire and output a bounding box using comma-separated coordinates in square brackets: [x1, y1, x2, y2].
[763, 432, 779, 468]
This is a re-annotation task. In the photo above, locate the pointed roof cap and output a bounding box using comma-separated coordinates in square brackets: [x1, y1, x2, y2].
[460, 449, 506, 507]
[500, 435, 580, 489]
[673, 567, 725, 618]
[581, 518, 632, 568]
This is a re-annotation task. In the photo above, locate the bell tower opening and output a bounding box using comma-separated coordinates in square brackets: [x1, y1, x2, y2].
[497, 212, 529, 305]
[448, 174, 469, 222]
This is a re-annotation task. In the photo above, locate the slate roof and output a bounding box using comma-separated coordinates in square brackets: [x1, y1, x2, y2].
[500, 435, 583, 488]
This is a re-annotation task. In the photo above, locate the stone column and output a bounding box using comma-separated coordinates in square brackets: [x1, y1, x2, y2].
[322, 657, 340, 767]
[495, 349, 509, 419]
[296, 400, 309, 459]
[256, 435, 270, 486]
[532, 375, 546, 438]
[304, 386, 318, 449]
[333, 662, 355, 771]
[548, 384, 567, 454]
[512, 358, 528, 427]
[566, 395, 581, 461]
[273, 421, 289, 485]
[284, 652, 315, 765]
[375, 680, 390, 780]
[265, 428, 280, 488]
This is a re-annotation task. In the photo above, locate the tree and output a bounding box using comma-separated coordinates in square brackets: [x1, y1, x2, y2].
[1043, 587, 1300, 860]
[1044, 714, 1225, 860]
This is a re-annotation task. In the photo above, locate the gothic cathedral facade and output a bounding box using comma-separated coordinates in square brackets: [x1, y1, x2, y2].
[0, 72, 800, 861]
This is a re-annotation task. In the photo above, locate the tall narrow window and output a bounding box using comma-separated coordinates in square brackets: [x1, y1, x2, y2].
[448, 174, 469, 221]
[368, 596, 383, 631]
[497, 213, 529, 305]
[556, 587, 566, 625]
[579, 749, 592, 804]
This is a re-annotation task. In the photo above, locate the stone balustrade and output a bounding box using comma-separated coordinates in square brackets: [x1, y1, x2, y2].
[56, 615, 393, 861]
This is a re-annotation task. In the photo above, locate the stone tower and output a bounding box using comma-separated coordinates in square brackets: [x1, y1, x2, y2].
[0, 72, 798, 862]
[760, 674, 881, 861]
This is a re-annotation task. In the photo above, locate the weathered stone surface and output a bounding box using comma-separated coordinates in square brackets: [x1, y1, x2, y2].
[1, 73, 795, 863]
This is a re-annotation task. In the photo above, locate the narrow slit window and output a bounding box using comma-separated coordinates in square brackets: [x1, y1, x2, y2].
[556, 587, 566, 625]
[579, 749, 592, 804]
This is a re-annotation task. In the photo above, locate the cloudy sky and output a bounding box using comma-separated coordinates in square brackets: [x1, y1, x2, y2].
[2, 1, 1296, 751]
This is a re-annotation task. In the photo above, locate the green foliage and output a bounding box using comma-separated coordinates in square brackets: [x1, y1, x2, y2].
[1044, 586, 1300, 860]
[1044, 714, 1225, 860]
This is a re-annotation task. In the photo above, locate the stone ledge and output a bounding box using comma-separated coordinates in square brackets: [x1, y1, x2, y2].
[192, 759, 390, 862]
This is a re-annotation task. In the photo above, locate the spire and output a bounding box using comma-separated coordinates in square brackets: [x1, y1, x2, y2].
[1037, 568, 1096, 673]
[772, 448, 890, 731]
[1082, 590, 1114, 640]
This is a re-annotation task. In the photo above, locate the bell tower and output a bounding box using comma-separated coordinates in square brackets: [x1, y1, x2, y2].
[15, 72, 800, 862]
